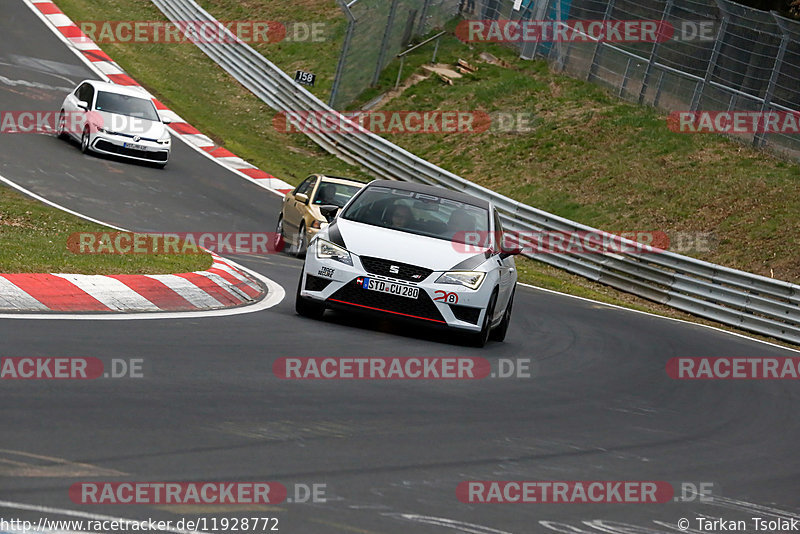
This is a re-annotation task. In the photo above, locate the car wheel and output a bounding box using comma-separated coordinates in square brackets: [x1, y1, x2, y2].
[295, 270, 325, 319]
[490, 288, 514, 342]
[274, 216, 286, 253]
[154, 162, 167, 169]
[296, 221, 308, 258]
[469, 289, 498, 348]
[56, 111, 68, 140]
[80, 126, 91, 154]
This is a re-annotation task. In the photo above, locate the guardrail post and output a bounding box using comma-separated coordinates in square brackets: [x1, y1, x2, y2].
[372, 0, 401, 87]
[690, 0, 729, 111]
[329, 0, 357, 109]
[638, 0, 673, 104]
[753, 11, 790, 148]
[587, 0, 616, 81]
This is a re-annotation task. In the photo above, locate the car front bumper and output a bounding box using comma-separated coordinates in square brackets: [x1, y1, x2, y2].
[90, 132, 170, 163]
[300, 245, 494, 332]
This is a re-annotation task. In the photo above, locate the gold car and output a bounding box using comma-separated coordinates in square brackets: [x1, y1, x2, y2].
[276, 174, 367, 256]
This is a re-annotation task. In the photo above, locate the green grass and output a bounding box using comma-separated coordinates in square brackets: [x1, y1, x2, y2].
[0, 185, 211, 274]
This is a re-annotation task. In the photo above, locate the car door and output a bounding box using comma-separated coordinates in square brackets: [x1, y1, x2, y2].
[284, 176, 316, 237]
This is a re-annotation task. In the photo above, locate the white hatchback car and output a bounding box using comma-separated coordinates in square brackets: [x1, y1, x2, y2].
[296, 180, 520, 347]
[58, 80, 171, 167]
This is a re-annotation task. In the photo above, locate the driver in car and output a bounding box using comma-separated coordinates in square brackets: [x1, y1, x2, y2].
[389, 203, 414, 229]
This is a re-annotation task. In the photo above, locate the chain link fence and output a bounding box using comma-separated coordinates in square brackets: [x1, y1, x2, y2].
[330, 0, 461, 109]
[332, 0, 800, 157]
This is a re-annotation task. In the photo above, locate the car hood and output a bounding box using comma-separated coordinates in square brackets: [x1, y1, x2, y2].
[94, 111, 167, 139]
[329, 218, 489, 271]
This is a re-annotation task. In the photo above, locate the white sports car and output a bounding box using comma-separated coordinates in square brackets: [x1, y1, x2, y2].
[296, 180, 519, 346]
[58, 80, 171, 167]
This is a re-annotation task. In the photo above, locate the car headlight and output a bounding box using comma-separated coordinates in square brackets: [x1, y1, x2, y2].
[315, 238, 353, 266]
[436, 271, 486, 290]
[157, 135, 171, 145]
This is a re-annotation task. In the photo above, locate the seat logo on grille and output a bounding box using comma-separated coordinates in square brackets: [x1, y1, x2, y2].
[133, 135, 141, 142]
[389, 265, 400, 274]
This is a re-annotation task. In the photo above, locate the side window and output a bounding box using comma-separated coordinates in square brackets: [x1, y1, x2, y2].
[294, 176, 316, 197]
[77, 84, 94, 107]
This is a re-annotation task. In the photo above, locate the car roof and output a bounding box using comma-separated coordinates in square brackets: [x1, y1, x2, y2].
[365, 180, 490, 209]
[319, 175, 368, 187]
[80, 80, 151, 99]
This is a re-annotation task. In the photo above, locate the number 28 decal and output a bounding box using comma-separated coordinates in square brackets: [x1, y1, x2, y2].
[434, 290, 459, 304]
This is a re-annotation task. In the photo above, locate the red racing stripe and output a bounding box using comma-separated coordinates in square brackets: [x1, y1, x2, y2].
[203, 146, 237, 158]
[0, 274, 110, 311]
[239, 168, 276, 180]
[34, 2, 61, 15]
[83, 49, 114, 62]
[173, 273, 243, 306]
[207, 268, 260, 299]
[106, 275, 197, 311]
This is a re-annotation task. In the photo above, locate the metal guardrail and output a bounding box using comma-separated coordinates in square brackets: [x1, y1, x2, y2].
[152, 0, 800, 344]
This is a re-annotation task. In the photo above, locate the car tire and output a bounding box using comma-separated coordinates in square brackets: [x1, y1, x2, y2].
[295, 271, 325, 319]
[469, 289, 498, 348]
[296, 221, 308, 258]
[274, 216, 286, 253]
[490, 288, 514, 342]
[154, 162, 167, 169]
[56, 110, 68, 140]
[80, 126, 91, 154]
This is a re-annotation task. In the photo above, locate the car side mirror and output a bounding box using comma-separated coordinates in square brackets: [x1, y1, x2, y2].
[319, 204, 339, 223]
[77, 100, 89, 111]
[295, 193, 309, 204]
[161, 117, 172, 125]
[499, 241, 523, 260]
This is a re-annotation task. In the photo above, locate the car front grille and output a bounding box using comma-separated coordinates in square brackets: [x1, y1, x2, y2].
[329, 278, 445, 323]
[359, 256, 433, 283]
[95, 140, 169, 162]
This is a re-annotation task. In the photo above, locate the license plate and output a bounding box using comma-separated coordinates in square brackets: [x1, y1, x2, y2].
[359, 277, 419, 299]
[123, 142, 147, 150]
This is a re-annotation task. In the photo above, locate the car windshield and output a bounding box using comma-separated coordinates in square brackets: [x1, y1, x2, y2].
[312, 183, 362, 208]
[95, 91, 160, 122]
[341, 185, 490, 244]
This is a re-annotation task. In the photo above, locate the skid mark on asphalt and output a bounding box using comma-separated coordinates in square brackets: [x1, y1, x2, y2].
[0, 449, 125, 477]
[387, 514, 515, 534]
[153, 504, 284, 514]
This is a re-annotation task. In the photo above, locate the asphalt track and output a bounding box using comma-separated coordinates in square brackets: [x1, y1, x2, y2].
[1, 3, 799, 533]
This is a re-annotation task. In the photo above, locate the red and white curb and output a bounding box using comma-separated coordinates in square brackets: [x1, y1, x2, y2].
[25, 0, 295, 196]
[0, 255, 264, 313]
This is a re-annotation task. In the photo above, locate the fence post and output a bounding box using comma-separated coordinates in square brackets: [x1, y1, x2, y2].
[638, 0, 673, 105]
[372, 0, 401, 87]
[419, 0, 433, 34]
[753, 12, 790, 148]
[690, 0, 729, 111]
[329, 0, 357, 109]
[587, 0, 616, 81]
